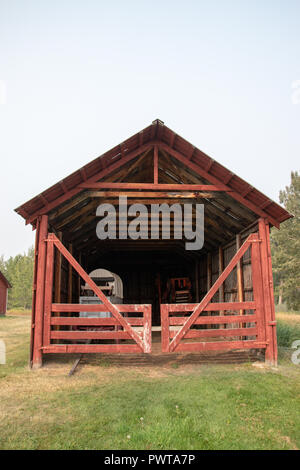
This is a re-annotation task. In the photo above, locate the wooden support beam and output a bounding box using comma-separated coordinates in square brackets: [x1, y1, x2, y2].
[258, 218, 277, 365]
[251, 236, 267, 345]
[218, 246, 225, 316]
[206, 252, 212, 324]
[207, 253, 212, 292]
[265, 221, 277, 360]
[86, 198, 210, 205]
[154, 145, 158, 184]
[30, 218, 40, 366]
[195, 260, 200, 302]
[77, 252, 82, 299]
[43, 238, 54, 347]
[161, 304, 170, 353]
[68, 243, 73, 307]
[88, 191, 215, 199]
[53, 231, 62, 335]
[236, 234, 244, 315]
[32, 215, 48, 369]
[79, 182, 226, 191]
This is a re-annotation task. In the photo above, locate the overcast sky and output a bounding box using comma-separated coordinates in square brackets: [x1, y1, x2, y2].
[0, 0, 299, 258]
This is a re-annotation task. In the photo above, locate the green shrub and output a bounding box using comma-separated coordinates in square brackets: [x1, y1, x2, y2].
[277, 320, 300, 348]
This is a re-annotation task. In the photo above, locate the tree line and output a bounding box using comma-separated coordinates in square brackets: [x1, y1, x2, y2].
[0, 172, 299, 311]
[0, 247, 34, 310]
[270, 171, 299, 311]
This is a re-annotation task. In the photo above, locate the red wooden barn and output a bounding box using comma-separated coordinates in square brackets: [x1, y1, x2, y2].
[15, 120, 292, 368]
[0, 271, 11, 316]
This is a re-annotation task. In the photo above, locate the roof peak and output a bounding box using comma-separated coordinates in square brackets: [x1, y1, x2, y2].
[152, 118, 164, 126]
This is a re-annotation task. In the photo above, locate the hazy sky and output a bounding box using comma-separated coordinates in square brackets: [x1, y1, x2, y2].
[0, 0, 299, 258]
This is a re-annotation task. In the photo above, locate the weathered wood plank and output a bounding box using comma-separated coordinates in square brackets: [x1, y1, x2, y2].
[50, 317, 145, 326]
[168, 314, 257, 326]
[43, 344, 142, 354]
[169, 327, 257, 339]
[51, 331, 132, 340]
[52, 303, 148, 312]
[176, 340, 267, 352]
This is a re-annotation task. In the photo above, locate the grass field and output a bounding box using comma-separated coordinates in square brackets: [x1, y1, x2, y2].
[0, 311, 299, 450]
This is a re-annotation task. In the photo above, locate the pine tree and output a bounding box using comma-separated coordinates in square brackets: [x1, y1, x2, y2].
[271, 171, 300, 310]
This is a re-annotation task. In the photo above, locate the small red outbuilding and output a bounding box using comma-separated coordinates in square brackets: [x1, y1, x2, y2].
[0, 271, 11, 315]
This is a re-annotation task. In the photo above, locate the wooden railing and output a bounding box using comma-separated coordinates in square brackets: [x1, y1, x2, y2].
[41, 233, 152, 354]
[160, 233, 268, 354]
[161, 302, 266, 353]
[42, 303, 152, 354]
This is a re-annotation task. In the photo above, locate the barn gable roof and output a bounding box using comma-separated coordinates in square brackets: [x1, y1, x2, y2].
[15, 119, 292, 229]
[0, 271, 11, 289]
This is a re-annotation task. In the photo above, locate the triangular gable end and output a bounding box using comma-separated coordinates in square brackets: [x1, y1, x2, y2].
[15, 119, 292, 229]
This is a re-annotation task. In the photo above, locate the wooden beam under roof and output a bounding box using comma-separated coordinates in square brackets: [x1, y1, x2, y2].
[88, 191, 216, 199]
[79, 182, 229, 191]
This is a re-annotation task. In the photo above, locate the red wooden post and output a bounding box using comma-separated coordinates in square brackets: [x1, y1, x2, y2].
[30, 218, 40, 366]
[161, 304, 170, 352]
[251, 239, 266, 344]
[207, 253, 212, 292]
[236, 234, 244, 315]
[67, 243, 73, 305]
[154, 145, 158, 184]
[206, 252, 212, 327]
[264, 221, 278, 364]
[258, 218, 277, 365]
[195, 260, 200, 303]
[32, 215, 48, 369]
[53, 231, 62, 338]
[218, 246, 224, 318]
[43, 239, 54, 347]
[143, 305, 152, 353]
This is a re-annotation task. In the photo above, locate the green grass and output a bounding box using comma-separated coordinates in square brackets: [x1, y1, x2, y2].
[0, 312, 31, 379]
[0, 311, 299, 450]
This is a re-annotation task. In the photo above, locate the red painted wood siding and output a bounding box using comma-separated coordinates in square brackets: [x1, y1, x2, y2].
[0, 280, 8, 314]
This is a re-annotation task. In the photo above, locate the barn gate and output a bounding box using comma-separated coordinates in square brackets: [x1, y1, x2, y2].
[32, 218, 276, 366]
[161, 228, 277, 360]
